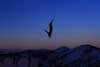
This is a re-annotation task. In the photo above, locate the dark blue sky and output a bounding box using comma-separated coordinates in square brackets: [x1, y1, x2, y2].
[0, 0, 100, 49]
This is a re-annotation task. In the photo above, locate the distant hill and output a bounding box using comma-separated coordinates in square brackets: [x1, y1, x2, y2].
[0, 44, 100, 67]
[39, 44, 100, 67]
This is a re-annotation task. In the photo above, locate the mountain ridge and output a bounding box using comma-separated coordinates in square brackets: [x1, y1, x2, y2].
[0, 44, 100, 67]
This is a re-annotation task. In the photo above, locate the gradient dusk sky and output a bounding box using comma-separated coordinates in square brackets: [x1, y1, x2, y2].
[0, 0, 100, 49]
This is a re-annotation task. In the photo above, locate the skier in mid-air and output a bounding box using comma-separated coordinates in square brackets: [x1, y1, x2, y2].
[45, 19, 53, 39]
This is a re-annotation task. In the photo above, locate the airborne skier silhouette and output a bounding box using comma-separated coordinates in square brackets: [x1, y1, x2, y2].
[45, 19, 53, 39]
